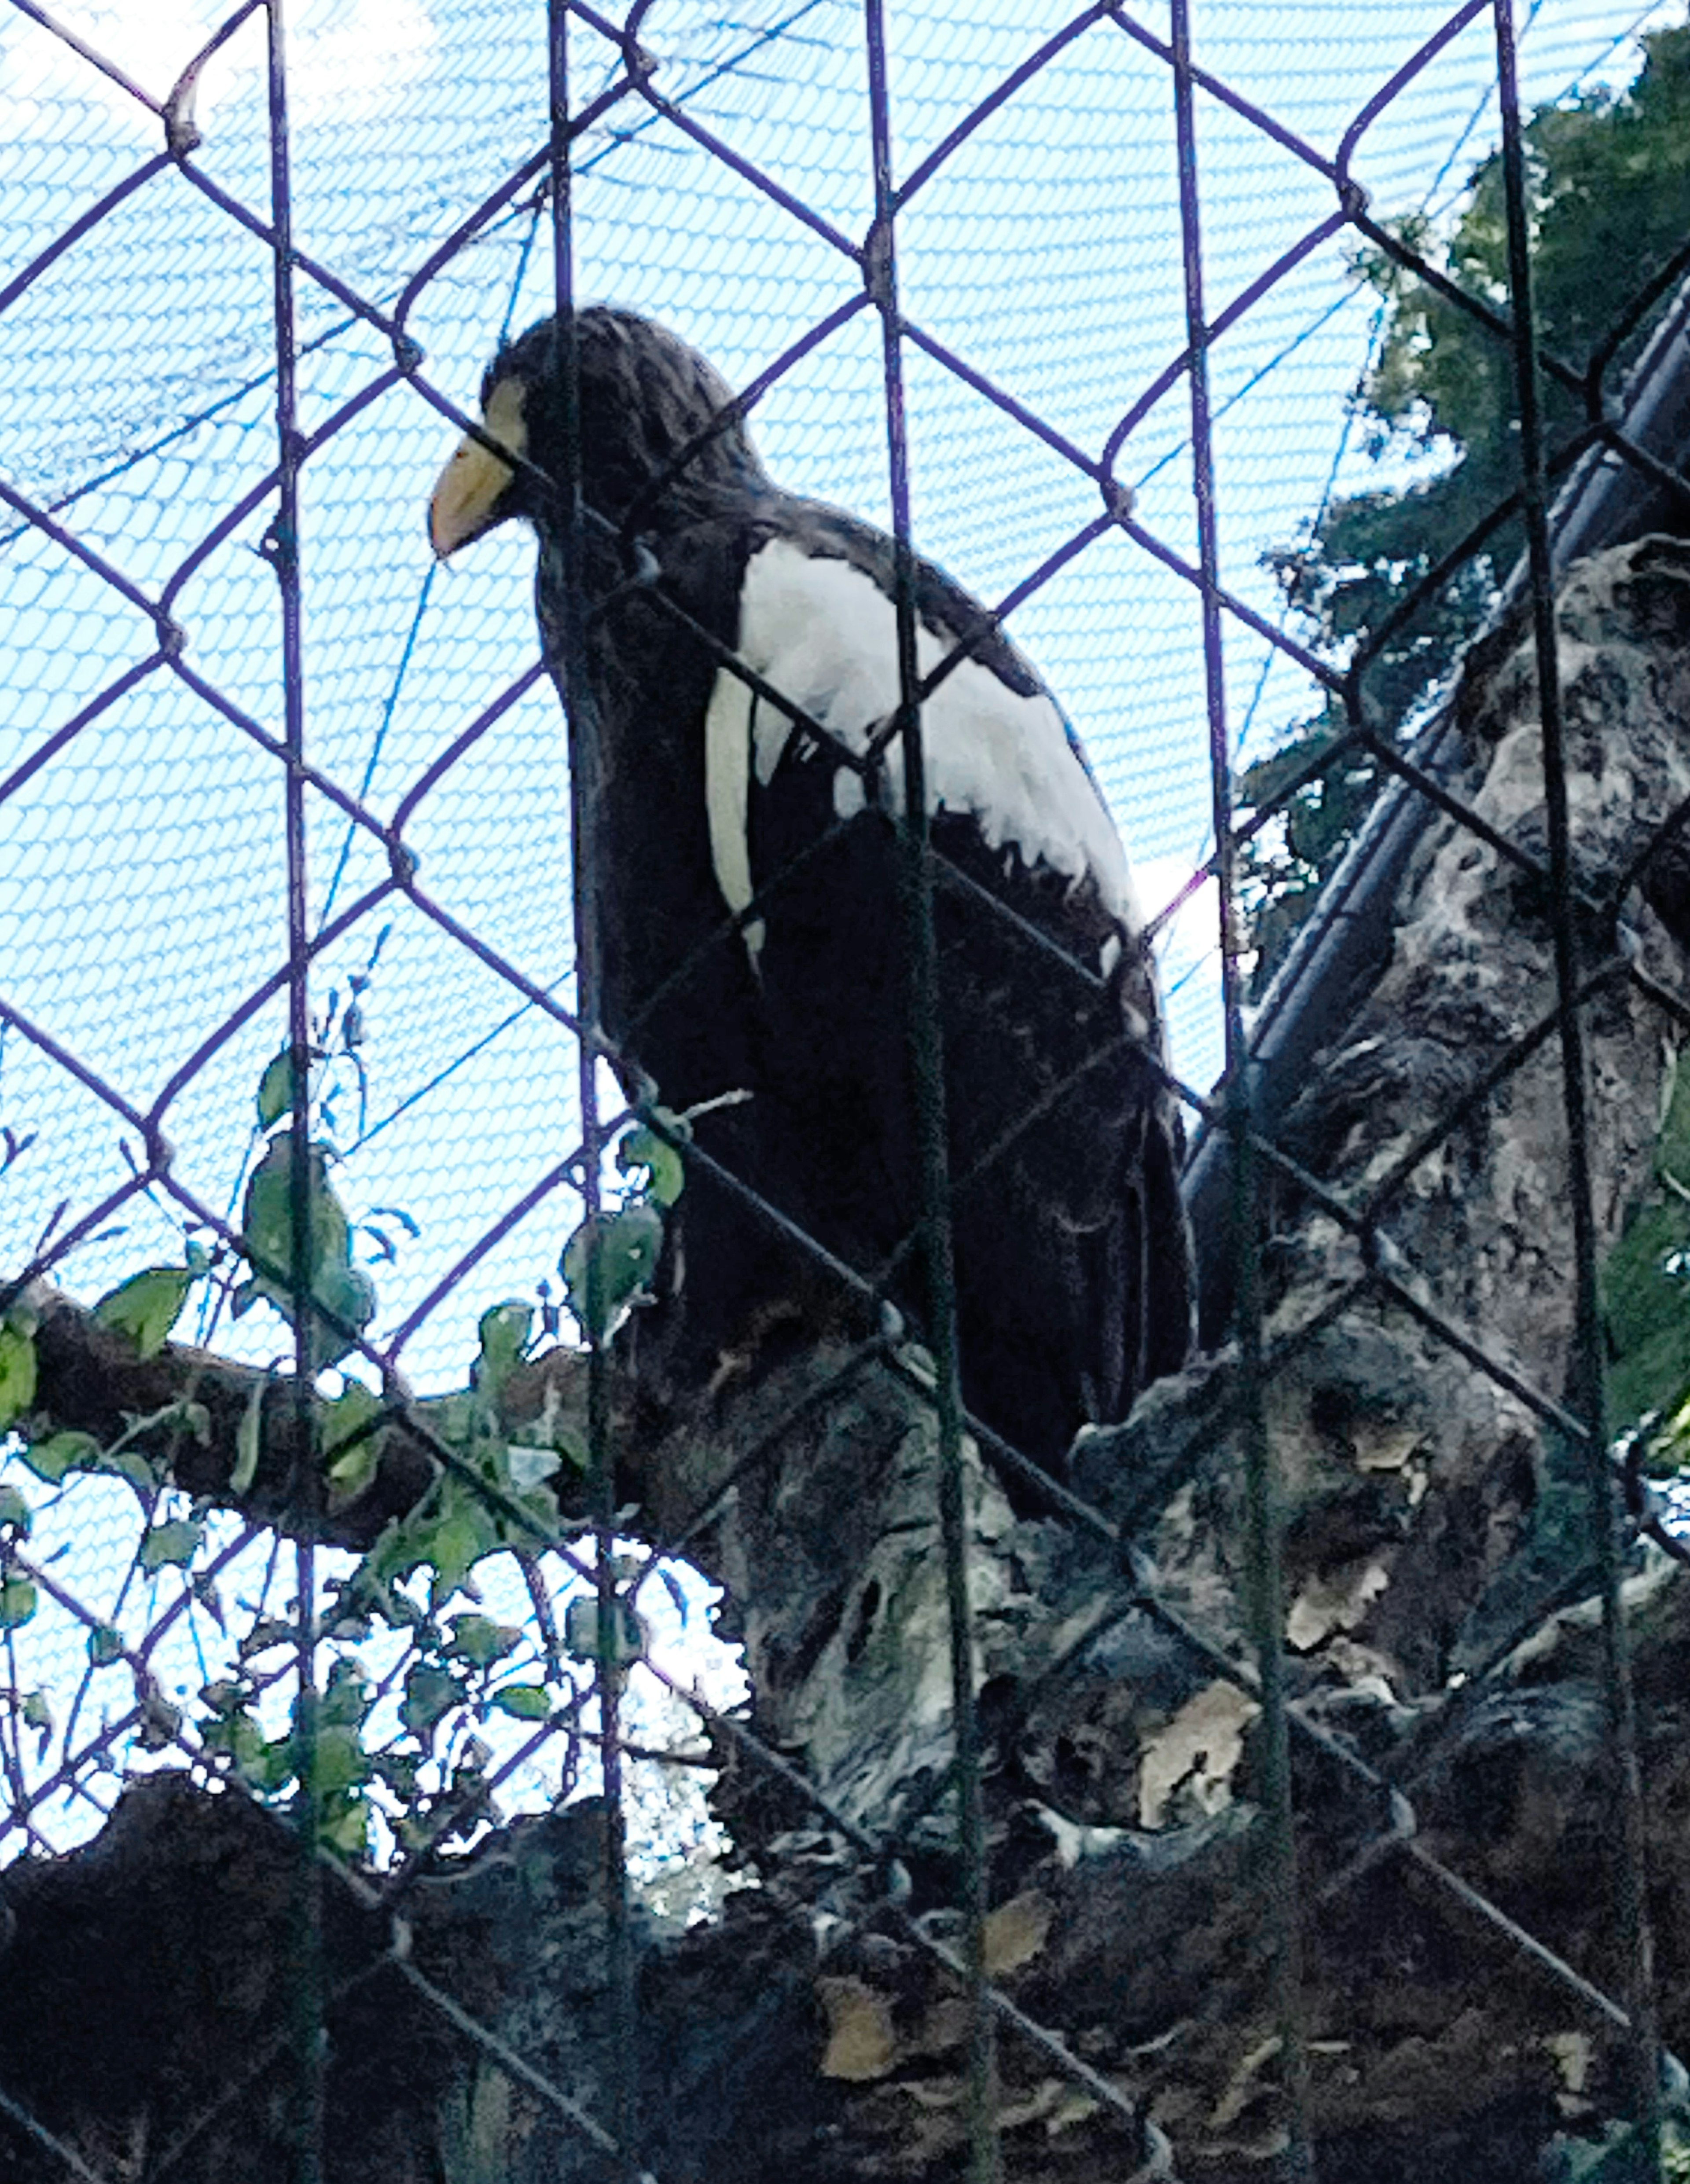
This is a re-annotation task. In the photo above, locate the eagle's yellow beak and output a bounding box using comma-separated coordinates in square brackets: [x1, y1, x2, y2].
[427, 378, 528, 559]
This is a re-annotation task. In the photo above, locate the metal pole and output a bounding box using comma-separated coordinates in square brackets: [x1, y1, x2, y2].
[1170, 0, 1311, 2170]
[862, 4, 999, 2177]
[1492, 5, 1661, 2171]
[546, 5, 639, 2173]
[262, 3, 325, 2178]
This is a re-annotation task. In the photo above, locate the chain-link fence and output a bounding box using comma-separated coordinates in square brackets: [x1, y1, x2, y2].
[4, 2, 1690, 2179]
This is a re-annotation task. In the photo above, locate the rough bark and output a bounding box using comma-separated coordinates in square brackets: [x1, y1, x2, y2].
[7, 538, 1690, 2182]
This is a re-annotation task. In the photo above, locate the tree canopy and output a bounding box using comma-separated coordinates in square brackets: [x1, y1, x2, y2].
[1242, 23, 1690, 987]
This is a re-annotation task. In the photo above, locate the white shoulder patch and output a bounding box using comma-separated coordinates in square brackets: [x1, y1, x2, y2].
[702, 664, 765, 964]
[700, 536, 1142, 960]
[729, 537, 1140, 928]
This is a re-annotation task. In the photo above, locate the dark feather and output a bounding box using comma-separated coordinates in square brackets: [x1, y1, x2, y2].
[458, 306, 1194, 1480]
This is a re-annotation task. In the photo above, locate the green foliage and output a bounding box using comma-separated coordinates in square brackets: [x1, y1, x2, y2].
[0, 1310, 38, 1433]
[1607, 1039, 1690, 1450]
[1549, 2118, 1690, 2181]
[561, 1203, 665, 1343]
[336, 1299, 572, 1633]
[1244, 26, 1690, 986]
[92, 1244, 210, 1358]
[197, 1683, 268, 1783]
[2, 1003, 673, 1869]
[473, 1301, 532, 1399]
[558, 1106, 700, 1342]
[15, 1397, 208, 1497]
[235, 1126, 377, 1367]
[446, 1612, 522, 1667]
[256, 1042, 314, 1132]
[0, 1576, 37, 1629]
[563, 1591, 645, 1670]
[199, 1664, 376, 1854]
[136, 1690, 182, 1752]
[508, 1439, 569, 1487]
[400, 1662, 459, 1736]
[1236, 719, 1384, 987]
[230, 1375, 266, 1496]
[321, 1380, 385, 1510]
[617, 1120, 687, 1208]
[139, 1517, 204, 1571]
[19, 1430, 99, 1483]
[489, 1683, 551, 1720]
[1602, 1045, 1690, 1468]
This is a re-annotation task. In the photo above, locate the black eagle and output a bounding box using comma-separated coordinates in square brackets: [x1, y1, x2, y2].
[428, 307, 1192, 1480]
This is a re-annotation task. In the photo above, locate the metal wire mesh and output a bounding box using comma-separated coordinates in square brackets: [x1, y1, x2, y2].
[3, 1, 1688, 2179]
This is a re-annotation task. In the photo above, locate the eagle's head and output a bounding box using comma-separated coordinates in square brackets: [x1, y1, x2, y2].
[428, 305, 767, 558]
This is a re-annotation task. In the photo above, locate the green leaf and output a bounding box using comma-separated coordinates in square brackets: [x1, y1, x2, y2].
[426, 1506, 494, 1607]
[550, 1422, 591, 1476]
[220, 1714, 267, 1784]
[320, 1792, 370, 1858]
[230, 1376, 266, 1497]
[0, 1577, 37, 1629]
[256, 1043, 305, 1131]
[239, 1615, 296, 1659]
[137, 1693, 181, 1751]
[507, 1443, 562, 1489]
[474, 1302, 532, 1403]
[0, 1320, 38, 1434]
[1602, 1050, 1690, 1440]
[239, 1128, 377, 1367]
[1657, 1045, 1690, 1186]
[323, 1381, 383, 1509]
[21, 1690, 51, 1735]
[92, 1263, 201, 1359]
[309, 1722, 373, 1798]
[373, 1749, 419, 1800]
[515, 1483, 561, 1537]
[18, 1430, 99, 1484]
[560, 1202, 666, 1342]
[400, 1663, 459, 1736]
[241, 1128, 323, 1277]
[617, 1121, 686, 1209]
[563, 1593, 644, 1669]
[102, 1445, 158, 1494]
[258, 1734, 297, 1792]
[489, 1683, 551, 1720]
[447, 1613, 521, 1667]
[321, 1660, 371, 1729]
[0, 1485, 30, 1533]
[139, 1518, 203, 1571]
[404, 1475, 501, 1608]
[88, 1623, 122, 1667]
[323, 1382, 382, 1456]
[354, 1469, 503, 1609]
